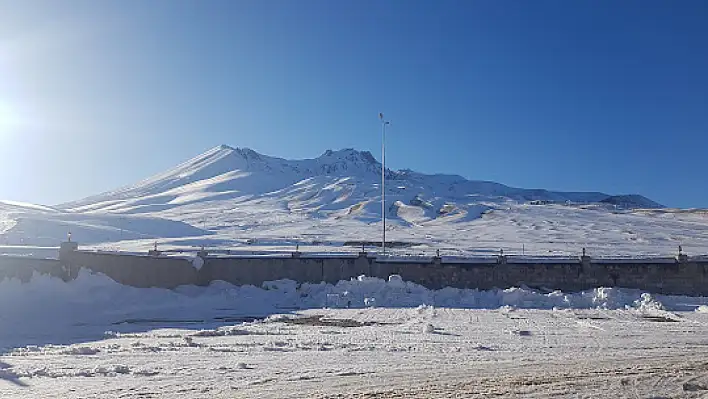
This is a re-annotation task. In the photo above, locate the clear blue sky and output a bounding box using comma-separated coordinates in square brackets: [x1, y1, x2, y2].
[1, 0, 707, 207]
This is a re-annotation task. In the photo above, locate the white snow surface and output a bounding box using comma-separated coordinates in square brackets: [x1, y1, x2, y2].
[0, 200, 206, 250]
[2, 271, 708, 397]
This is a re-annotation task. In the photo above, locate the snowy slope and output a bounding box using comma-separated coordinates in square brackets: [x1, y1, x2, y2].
[61, 146, 384, 210]
[600, 194, 663, 209]
[0, 201, 207, 249]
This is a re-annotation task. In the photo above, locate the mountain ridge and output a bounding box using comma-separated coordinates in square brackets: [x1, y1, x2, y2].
[59, 145, 663, 213]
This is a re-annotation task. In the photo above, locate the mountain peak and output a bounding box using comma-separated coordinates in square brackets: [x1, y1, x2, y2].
[211, 145, 262, 159]
[318, 148, 379, 164]
[233, 147, 262, 161]
[313, 148, 381, 175]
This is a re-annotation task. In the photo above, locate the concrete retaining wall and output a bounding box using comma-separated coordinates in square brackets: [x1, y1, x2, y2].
[2, 250, 707, 296]
[62, 251, 199, 288]
[0, 256, 67, 282]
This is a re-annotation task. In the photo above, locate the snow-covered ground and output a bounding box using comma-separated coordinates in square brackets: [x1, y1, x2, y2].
[2, 271, 708, 397]
[5, 199, 708, 258]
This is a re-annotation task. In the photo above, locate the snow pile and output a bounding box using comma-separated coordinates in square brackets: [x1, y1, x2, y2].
[59, 346, 100, 356]
[2, 271, 708, 350]
[191, 256, 204, 270]
[14, 364, 133, 378]
[632, 293, 665, 312]
[191, 327, 255, 337]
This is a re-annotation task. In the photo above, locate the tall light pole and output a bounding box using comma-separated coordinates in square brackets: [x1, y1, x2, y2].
[379, 113, 390, 254]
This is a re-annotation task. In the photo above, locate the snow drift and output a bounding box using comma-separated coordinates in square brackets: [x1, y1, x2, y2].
[1, 270, 706, 351]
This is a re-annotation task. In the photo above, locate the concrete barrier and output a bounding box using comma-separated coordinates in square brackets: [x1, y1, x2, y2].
[2, 247, 708, 296]
[61, 250, 198, 288]
[0, 256, 67, 282]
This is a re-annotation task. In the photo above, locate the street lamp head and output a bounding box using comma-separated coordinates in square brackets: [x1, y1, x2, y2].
[379, 113, 390, 125]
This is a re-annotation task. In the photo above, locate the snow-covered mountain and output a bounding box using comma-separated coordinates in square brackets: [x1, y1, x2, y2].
[8, 145, 706, 258]
[60, 145, 387, 212]
[60, 144, 660, 215]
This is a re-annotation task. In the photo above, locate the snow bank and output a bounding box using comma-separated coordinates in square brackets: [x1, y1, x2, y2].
[191, 256, 204, 270]
[2, 271, 708, 350]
